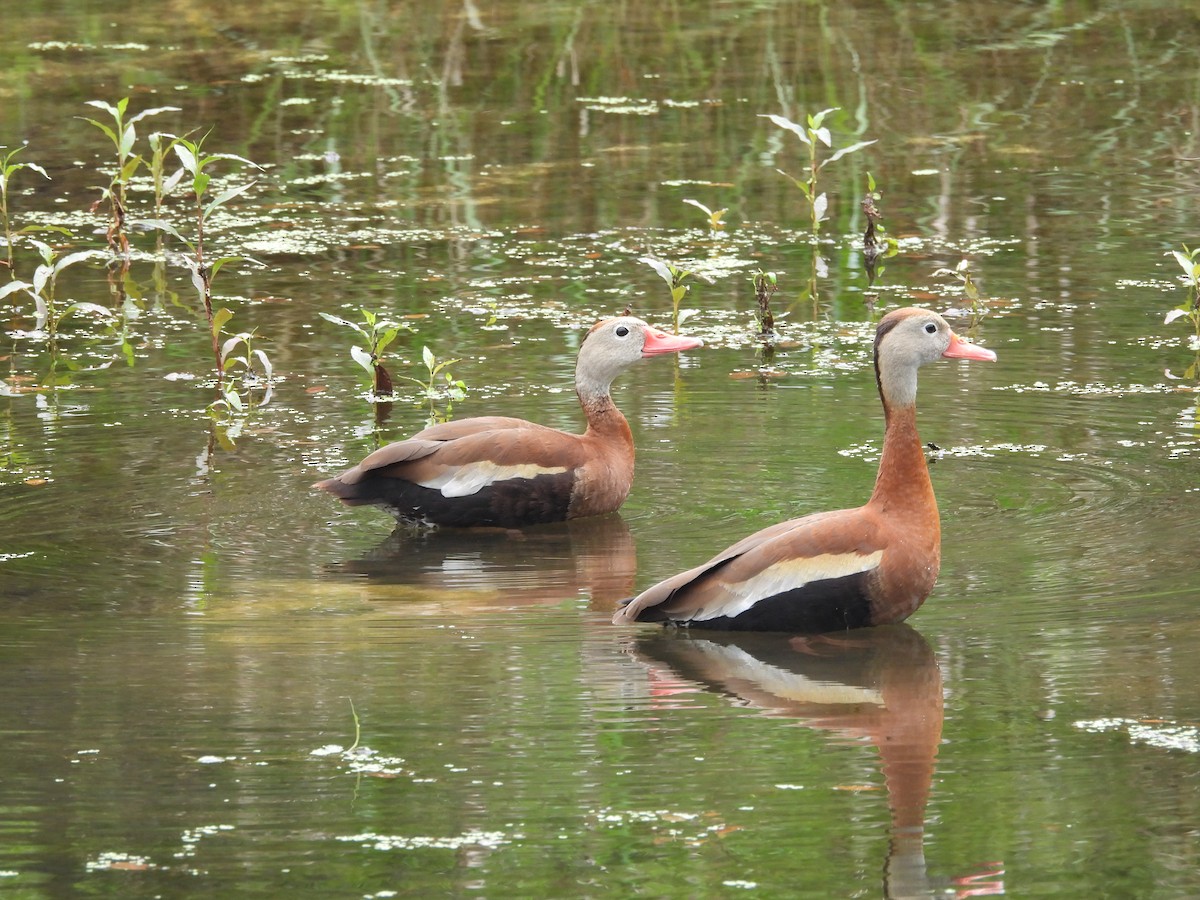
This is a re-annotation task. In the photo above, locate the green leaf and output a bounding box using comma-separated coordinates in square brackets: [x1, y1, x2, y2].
[61, 301, 112, 322]
[0, 281, 33, 302]
[193, 172, 211, 198]
[376, 326, 402, 355]
[119, 156, 143, 183]
[209, 256, 244, 279]
[173, 143, 198, 175]
[319, 311, 363, 333]
[206, 152, 263, 170]
[422, 345, 435, 373]
[821, 139, 877, 168]
[350, 344, 374, 373]
[53, 249, 102, 275]
[212, 306, 235, 335]
[84, 99, 120, 118]
[80, 117, 119, 149]
[203, 181, 256, 220]
[119, 123, 136, 159]
[808, 107, 839, 128]
[127, 105, 181, 126]
[639, 255, 675, 286]
[252, 348, 273, 381]
[762, 113, 811, 146]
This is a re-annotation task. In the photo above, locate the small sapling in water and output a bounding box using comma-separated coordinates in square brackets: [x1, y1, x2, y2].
[80, 98, 180, 257]
[751, 270, 778, 338]
[0, 145, 54, 273]
[318, 308, 410, 398]
[682, 198, 727, 232]
[933, 259, 985, 318]
[169, 132, 262, 392]
[640, 255, 699, 333]
[399, 345, 467, 426]
[1163, 243, 1200, 343]
[763, 109, 876, 238]
[1, 239, 109, 335]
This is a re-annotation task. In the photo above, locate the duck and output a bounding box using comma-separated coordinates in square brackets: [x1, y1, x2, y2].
[612, 307, 996, 632]
[314, 316, 703, 528]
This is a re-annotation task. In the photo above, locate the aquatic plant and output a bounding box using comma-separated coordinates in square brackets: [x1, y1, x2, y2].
[146, 131, 186, 224]
[639, 255, 698, 333]
[0, 239, 109, 335]
[682, 198, 727, 232]
[763, 109, 876, 237]
[751, 270, 778, 338]
[1163, 244, 1200, 345]
[933, 259, 984, 316]
[0, 146, 53, 274]
[861, 172, 900, 294]
[169, 133, 262, 392]
[80, 98, 179, 256]
[318, 308, 410, 397]
[399, 345, 467, 425]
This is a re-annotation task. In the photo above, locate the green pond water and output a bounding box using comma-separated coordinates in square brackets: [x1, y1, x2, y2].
[2, 2, 1199, 897]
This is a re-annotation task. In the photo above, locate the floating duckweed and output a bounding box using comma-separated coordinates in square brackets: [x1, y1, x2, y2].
[577, 96, 658, 115]
[1074, 717, 1200, 753]
[336, 830, 513, 851]
[29, 41, 151, 52]
[309, 743, 413, 777]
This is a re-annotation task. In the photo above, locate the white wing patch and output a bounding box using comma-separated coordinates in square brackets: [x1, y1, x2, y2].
[418, 462, 570, 498]
[694, 550, 884, 621]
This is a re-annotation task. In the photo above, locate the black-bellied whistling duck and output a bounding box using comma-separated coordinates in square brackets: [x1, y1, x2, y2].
[613, 307, 996, 632]
[314, 316, 702, 528]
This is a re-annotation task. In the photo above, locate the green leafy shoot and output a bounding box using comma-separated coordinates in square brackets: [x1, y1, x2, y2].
[0, 145, 52, 272]
[1163, 244, 1200, 339]
[2, 239, 107, 333]
[80, 98, 180, 255]
[319, 309, 411, 398]
[763, 109, 876, 237]
[169, 132, 262, 392]
[933, 259, 983, 314]
[682, 198, 727, 232]
[640, 255, 701, 332]
[750, 270, 778, 339]
[396, 345, 467, 425]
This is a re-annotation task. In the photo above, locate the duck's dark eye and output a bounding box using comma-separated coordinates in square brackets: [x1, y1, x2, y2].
[615, 325, 630, 337]
[924, 322, 938, 334]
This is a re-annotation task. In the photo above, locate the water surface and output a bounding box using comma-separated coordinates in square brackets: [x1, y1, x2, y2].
[2, 2, 1199, 897]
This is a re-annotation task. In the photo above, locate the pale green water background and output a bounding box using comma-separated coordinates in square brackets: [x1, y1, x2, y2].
[1, 2, 1199, 897]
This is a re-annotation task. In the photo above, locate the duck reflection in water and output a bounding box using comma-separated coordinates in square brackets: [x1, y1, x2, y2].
[329, 513, 637, 609]
[626, 625, 1004, 899]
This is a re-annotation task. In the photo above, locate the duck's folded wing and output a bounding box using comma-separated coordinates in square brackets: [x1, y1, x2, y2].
[614, 509, 884, 625]
[333, 426, 585, 499]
